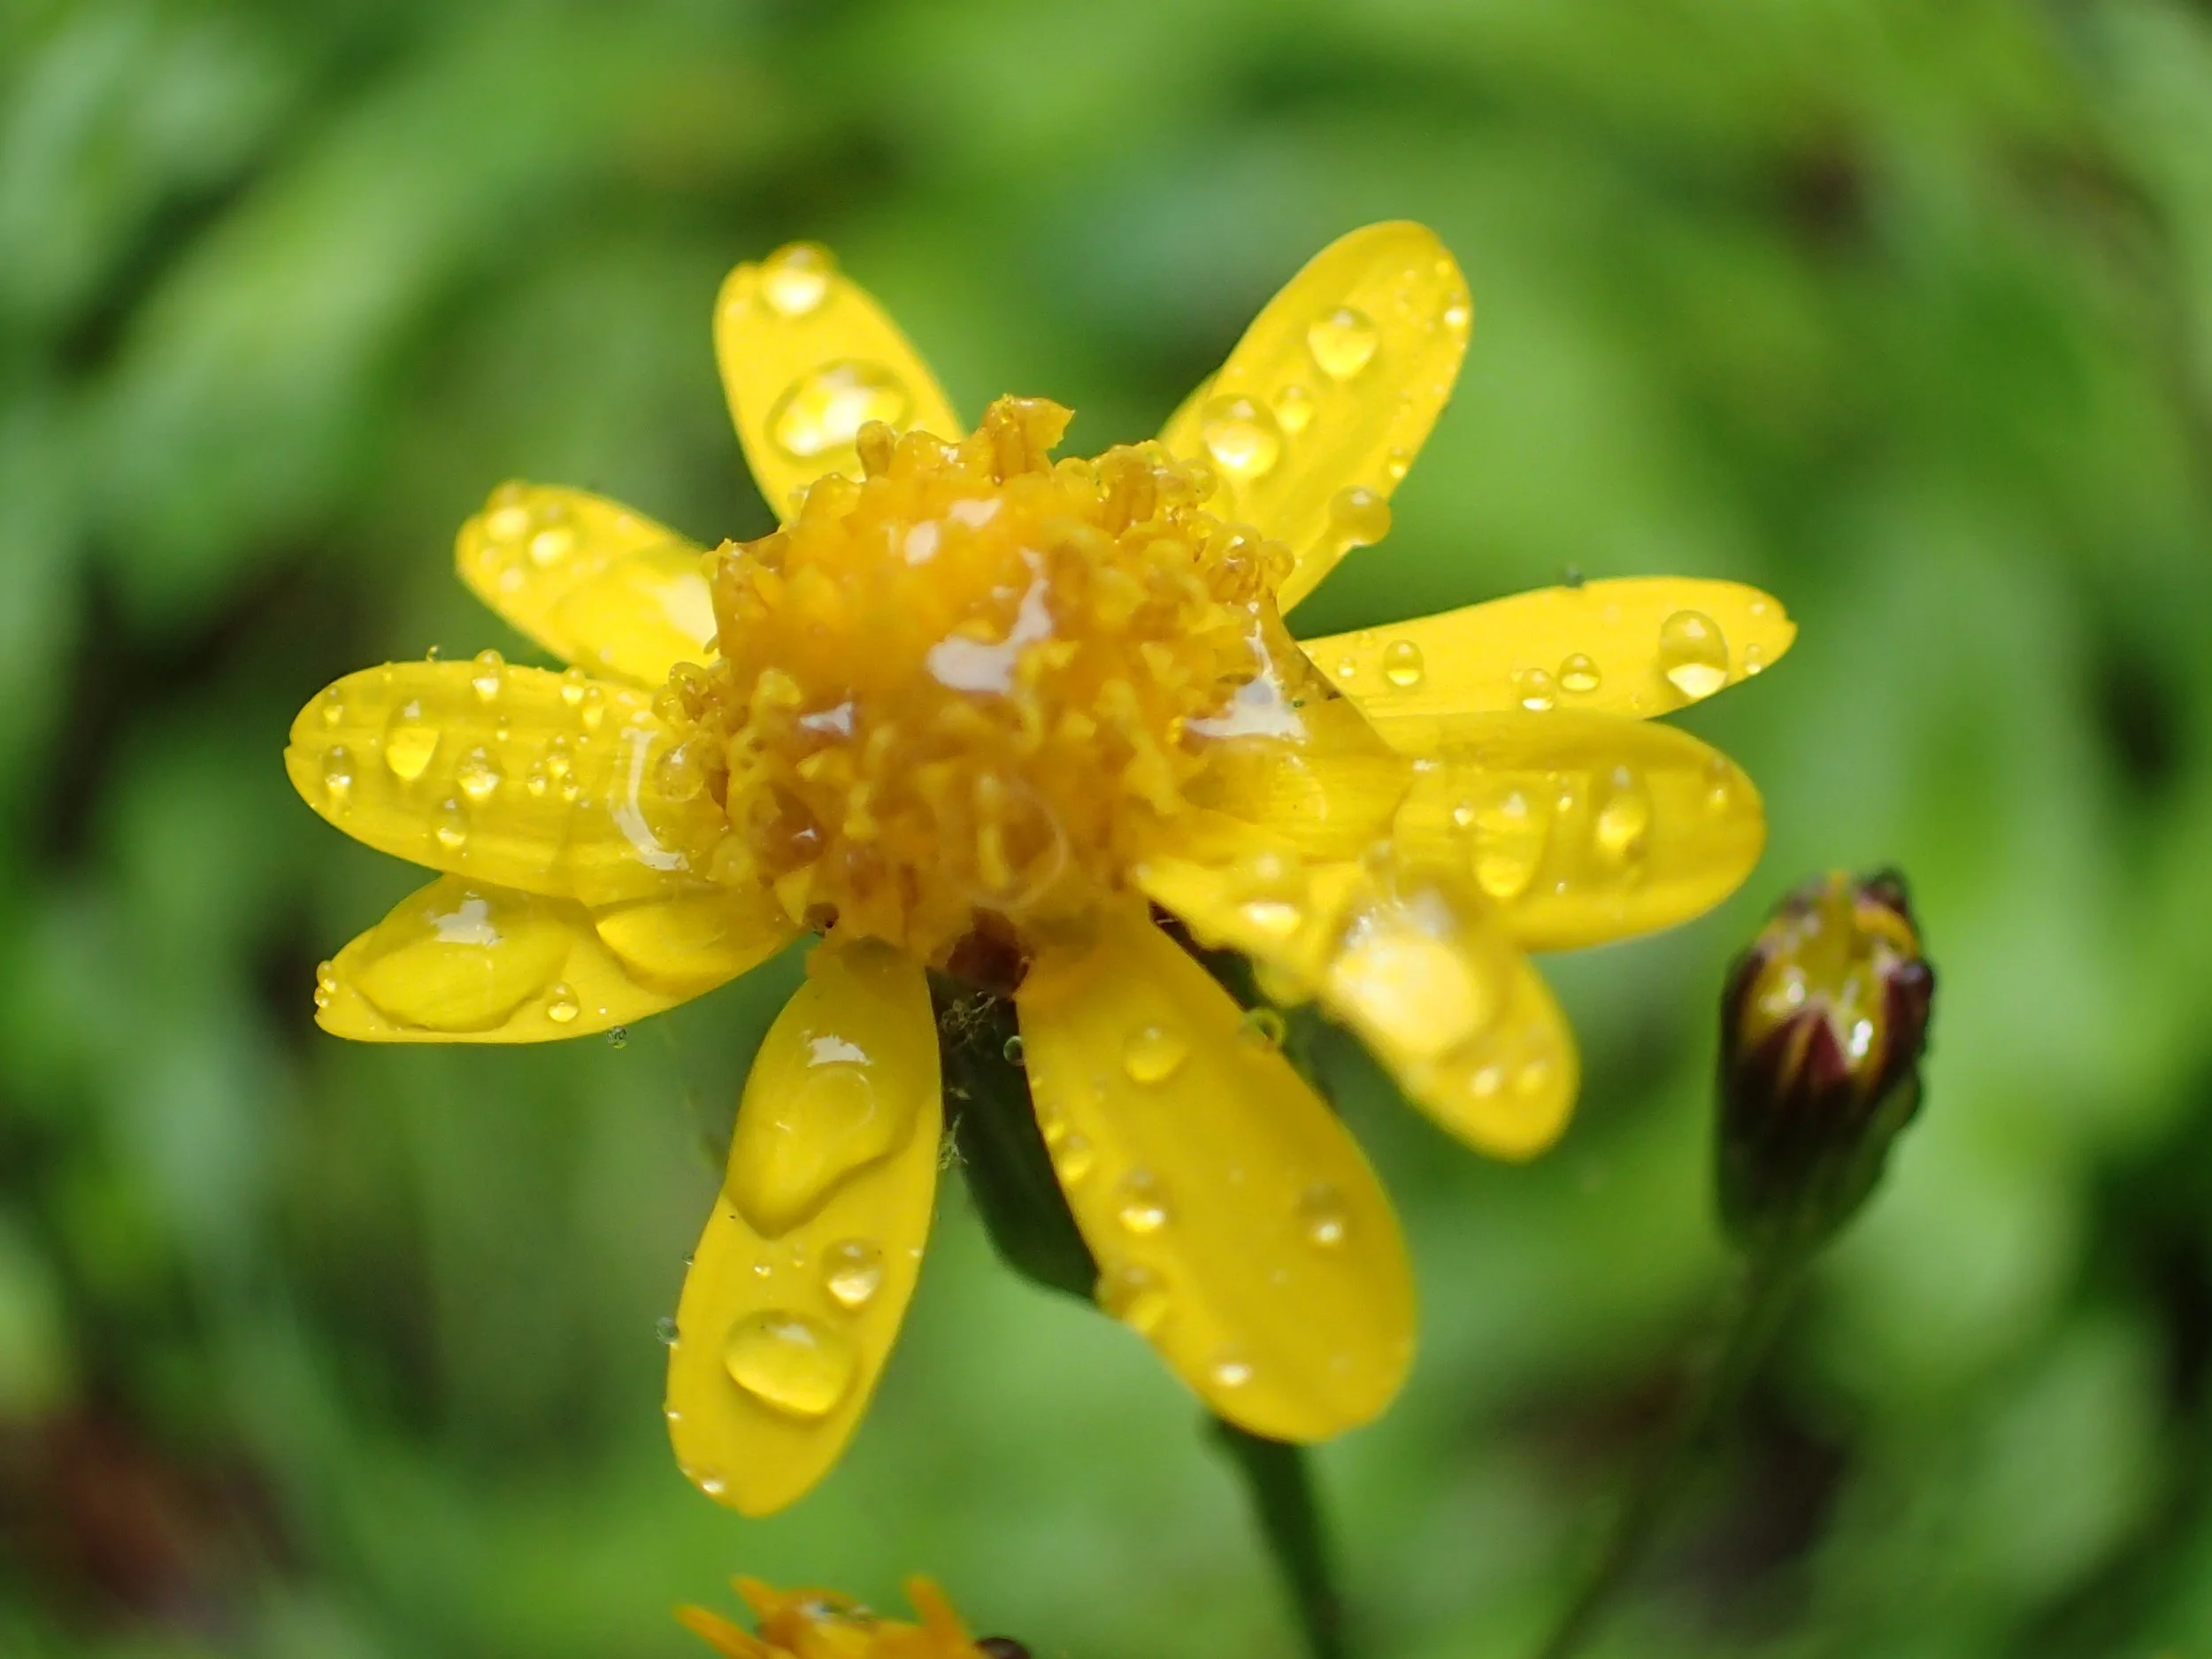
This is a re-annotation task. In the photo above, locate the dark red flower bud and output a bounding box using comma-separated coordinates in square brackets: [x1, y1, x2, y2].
[1716, 869, 1934, 1259]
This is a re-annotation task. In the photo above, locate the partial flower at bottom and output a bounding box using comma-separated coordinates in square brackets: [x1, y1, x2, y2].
[680, 1577, 1012, 1659]
[285, 223, 1794, 1514]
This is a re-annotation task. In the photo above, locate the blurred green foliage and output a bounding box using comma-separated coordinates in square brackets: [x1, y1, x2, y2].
[3, 1, 2212, 1655]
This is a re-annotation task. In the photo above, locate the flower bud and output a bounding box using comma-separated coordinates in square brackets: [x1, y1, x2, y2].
[1715, 869, 1934, 1259]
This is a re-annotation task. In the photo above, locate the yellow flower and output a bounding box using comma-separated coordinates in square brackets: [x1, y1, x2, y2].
[286, 223, 1793, 1515]
[680, 1576, 1000, 1659]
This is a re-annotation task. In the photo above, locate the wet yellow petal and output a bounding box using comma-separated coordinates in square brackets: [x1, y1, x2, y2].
[311, 874, 782, 1041]
[1389, 710, 1766, 952]
[1190, 697, 1412, 862]
[666, 937, 941, 1516]
[1301, 578, 1794, 749]
[285, 660, 725, 906]
[716, 243, 964, 519]
[1015, 904, 1414, 1440]
[455, 484, 716, 687]
[1158, 222, 1471, 613]
[1138, 845, 1578, 1159]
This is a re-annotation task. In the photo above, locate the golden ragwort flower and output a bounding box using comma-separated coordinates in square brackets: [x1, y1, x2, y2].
[680, 1576, 1002, 1659]
[285, 223, 1793, 1515]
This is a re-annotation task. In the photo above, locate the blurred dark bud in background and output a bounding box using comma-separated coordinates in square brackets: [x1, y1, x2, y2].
[1716, 870, 1935, 1261]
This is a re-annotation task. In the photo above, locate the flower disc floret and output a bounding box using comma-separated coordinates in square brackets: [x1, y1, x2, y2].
[671, 395, 1298, 966]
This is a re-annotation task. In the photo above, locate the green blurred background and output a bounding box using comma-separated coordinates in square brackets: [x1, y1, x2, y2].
[4, 1, 2212, 1655]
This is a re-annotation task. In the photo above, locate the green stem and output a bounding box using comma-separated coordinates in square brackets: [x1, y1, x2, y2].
[1212, 1418, 1348, 1659]
[1535, 1253, 1806, 1659]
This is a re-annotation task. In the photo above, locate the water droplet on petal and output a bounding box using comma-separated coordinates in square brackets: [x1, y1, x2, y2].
[1048, 1130, 1094, 1186]
[318, 687, 345, 726]
[760, 242, 834, 317]
[1271, 383, 1316, 434]
[1470, 786, 1546, 902]
[1515, 667, 1555, 710]
[456, 748, 501, 803]
[1296, 1182, 1350, 1248]
[1742, 643, 1767, 675]
[529, 525, 574, 567]
[1115, 1170, 1171, 1233]
[1001, 1033, 1025, 1067]
[1558, 653, 1601, 695]
[655, 1315, 680, 1348]
[312, 961, 336, 1010]
[1210, 1349, 1255, 1389]
[1382, 640, 1425, 689]
[1593, 768, 1652, 866]
[1096, 1261, 1169, 1334]
[1384, 446, 1412, 481]
[322, 746, 355, 805]
[1238, 1006, 1287, 1052]
[769, 362, 911, 460]
[546, 981, 580, 1024]
[560, 667, 588, 708]
[384, 702, 439, 781]
[723, 1310, 856, 1418]
[471, 649, 505, 703]
[433, 797, 468, 853]
[1328, 486, 1393, 550]
[1199, 395, 1284, 480]
[1443, 301, 1471, 330]
[1308, 306, 1379, 380]
[1122, 1023, 1188, 1085]
[1658, 611, 1730, 697]
[821, 1239, 886, 1310]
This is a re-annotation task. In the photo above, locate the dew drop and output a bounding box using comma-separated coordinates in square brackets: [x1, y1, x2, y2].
[1115, 1170, 1171, 1234]
[545, 982, 580, 1024]
[1296, 1182, 1350, 1248]
[1470, 787, 1546, 902]
[312, 961, 336, 1010]
[318, 687, 345, 726]
[560, 667, 588, 709]
[1515, 666, 1556, 710]
[1048, 1130, 1094, 1186]
[1742, 643, 1767, 676]
[1001, 1033, 1025, 1067]
[607, 1025, 630, 1049]
[432, 797, 469, 853]
[760, 242, 834, 317]
[322, 746, 355, 805]
[1210, 1349, 1255, 1389]
[1451, 799, 1478, 830]
[1558, 653, 1601, 695]
[723, 1310, 855, 1419]
[383, 702, 439, 782]
[1328, 485, 1393, 550]
[1238, 1006, 1287, 1052]
[1122, 1023, 1189, 1085]
[1199, 395, 1284, 480]
[471, 649, 506, 703]
[1593, 770, 1651, 864]
[1658, 611, 1729, 698]
[1443, 300, 1471, 330]
[1271, 382, 1316, 434]
[528, 525, 574, 567]
[456, 748, 501, 803]
[1308, 306, 1379, 380]
[1384, 446, 1412, 481]
[769, 361, 910, 460]
[821, 1239, 886, 1311]
[1096, 1262, 1169, 1334]
[1382, 639, 1425, 689]
[655, 1315, 680, 1348]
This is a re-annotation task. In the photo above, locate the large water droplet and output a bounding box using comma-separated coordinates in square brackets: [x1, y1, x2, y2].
[1296, 1182, 1350, 1248]
[1515, 667, 1555, 710]
[383, 703, 439, 782]
[1382, 639, 1425, 689]
[727, 1033, 923, 1236]
[545, 981, 580, 1024]
[1329, 486, 1393, 551]
[1470, 786, 1545, 902]
[1115, 1170, 1171, 1234]
[471, 649, 505, 703]
[1122, 1023, 1189, 1085]
[1096, 1262, 1169, 1334]
[769, 362, 911, 461]
[821, 1239, 885, 1311]
[1199, 395, 1284, 480]
[1558, 653, 1601, 695]
[456, 748, 501, 803]
[723, 1310, 856, 1419]
[1308, 306, 1379, 380]
[760, 242, 834, 317]
[1658, 611, 1730, 698]
[655, 1315, 680, 1348]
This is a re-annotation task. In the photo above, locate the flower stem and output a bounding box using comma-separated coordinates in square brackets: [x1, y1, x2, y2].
[1211, 1418, 1348, 1659]
[1535, 1253, 1806, 1659]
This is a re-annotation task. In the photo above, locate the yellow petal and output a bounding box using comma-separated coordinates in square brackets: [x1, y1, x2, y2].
[666, 937, 941, 1516]
[455, 484, 716, 687]
[1389, 710, 1766, 952]
[1158, 222, 1471, 613]
[1015, 903, 1415, 1440]
[285, 659, 725, 906]
[1138, 845, 1577, 1159]
[1190, 697, 1412, 862]
[1301, 577, 1795, 749]
[312, 874, 783, 1041]
[715, 243, 964, 519]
